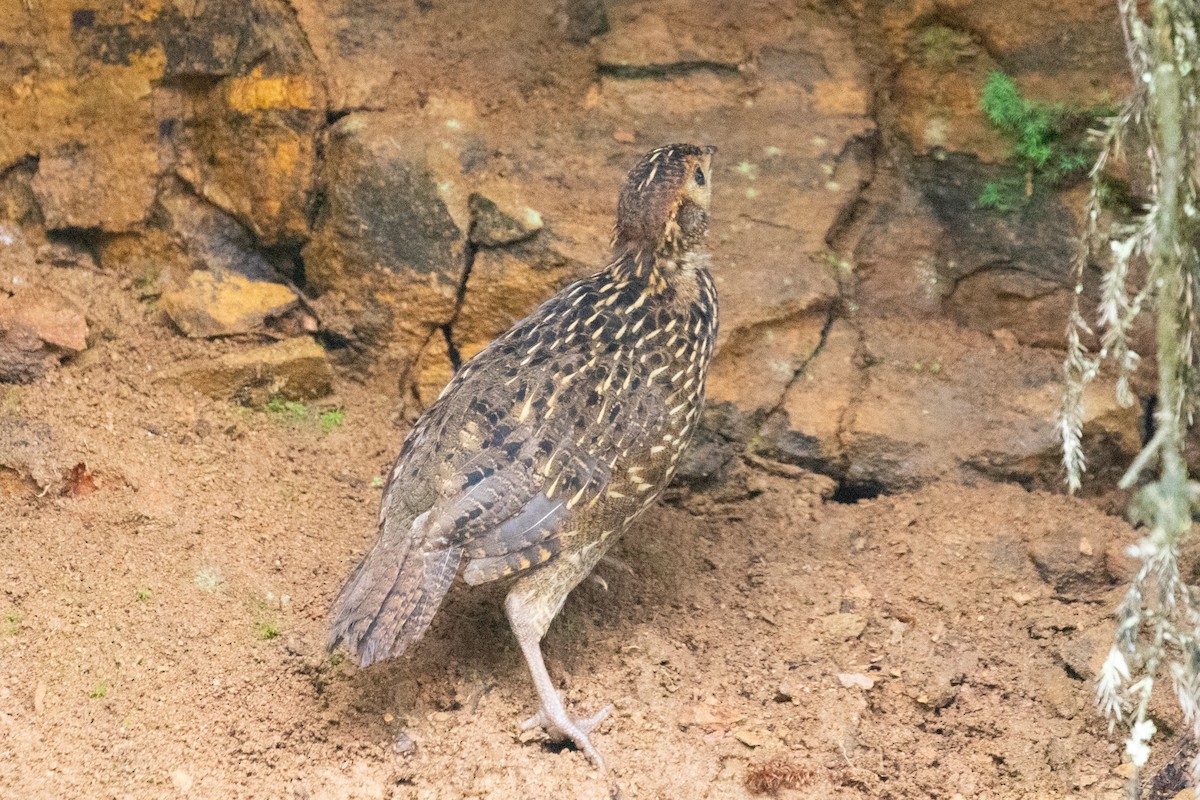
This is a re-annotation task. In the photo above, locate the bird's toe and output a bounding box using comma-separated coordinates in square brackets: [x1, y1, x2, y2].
[519, 703, 615, 770]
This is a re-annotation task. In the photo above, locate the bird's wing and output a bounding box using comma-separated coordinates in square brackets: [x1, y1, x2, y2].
[328, 311, 672, 664]
[422, 341, 667, 583]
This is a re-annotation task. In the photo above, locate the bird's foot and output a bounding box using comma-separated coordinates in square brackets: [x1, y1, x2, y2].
[520, 703, 614, 770]
[599, 554, 635, 575]
[590, 555, 635, 590]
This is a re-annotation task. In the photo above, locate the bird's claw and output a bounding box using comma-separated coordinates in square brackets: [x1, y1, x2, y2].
[520, 703, 615, 770]
[600, 555, 635, 576]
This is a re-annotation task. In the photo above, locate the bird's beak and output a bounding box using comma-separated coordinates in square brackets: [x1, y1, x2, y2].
[697, 150, 715, 209]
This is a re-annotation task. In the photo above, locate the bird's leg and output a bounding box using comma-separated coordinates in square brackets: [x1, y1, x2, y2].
[514, 631, 613, 770]
[506, 594, 614, 771]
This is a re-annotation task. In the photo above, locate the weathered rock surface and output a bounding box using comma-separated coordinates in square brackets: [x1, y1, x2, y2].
[0, 417, 58, 495]
[0, 160, 42, 227]
[1027, 527, 1111, 595]
[158, 337, 333, 405]
[2, 4, 160, 232]
[97, 229, 189, 288]
[0, 287, 87, 353]
[852, 156, 1103, 349]
[891, 23, 1007, 159]
[759, 317, 1140, 494]
[0, 324, 47, 384]
[468, 189, 544, 247]
[159, 271, 299, 338]
[597, 4, 876, 423]
[565, 0, 609, 44]
[452, 238, 587, 362]
[303, 107, 587, 404]
[159, 187, 293, 282]
[303, 112, 472, 369]
[759, 319, 862, 477]
[598, 2, 746, 75]
[162, 0, 326, 246]
[850, 0, 1135, 354]
[1, 0, 324, 241]
[878, 0, 1127, 161]
[287, 0, 411, 112]
[0, 286, 88, 383]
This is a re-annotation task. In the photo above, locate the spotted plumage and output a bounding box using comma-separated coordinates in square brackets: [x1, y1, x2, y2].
[329, 143, 719, 771]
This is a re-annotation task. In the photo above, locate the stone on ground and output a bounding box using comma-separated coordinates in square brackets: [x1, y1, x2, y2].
[159, 271, 299, 339]
[158, 337, 333, 405]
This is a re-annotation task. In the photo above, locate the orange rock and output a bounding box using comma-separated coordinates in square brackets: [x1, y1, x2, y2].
[2, 6, 163, 231]
[159, 271, 298, 338]
[0, 286, 88, 352]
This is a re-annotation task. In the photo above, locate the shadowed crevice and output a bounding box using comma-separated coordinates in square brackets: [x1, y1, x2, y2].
[598, 61, 740, 79]
[441, 241, 478, 375]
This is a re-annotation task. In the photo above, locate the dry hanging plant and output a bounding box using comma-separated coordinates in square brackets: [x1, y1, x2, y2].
[1058, 0, 1200, 794]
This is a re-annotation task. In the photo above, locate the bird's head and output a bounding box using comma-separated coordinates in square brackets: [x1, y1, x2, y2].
[614, 143, 717, 258]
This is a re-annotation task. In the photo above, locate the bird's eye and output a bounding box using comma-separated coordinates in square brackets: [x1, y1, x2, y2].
[694, 167, 706, 187]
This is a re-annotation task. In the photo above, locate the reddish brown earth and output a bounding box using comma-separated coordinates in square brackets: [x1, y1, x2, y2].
[0, 0, 1177, 798]
[0, 259, 1148, 800]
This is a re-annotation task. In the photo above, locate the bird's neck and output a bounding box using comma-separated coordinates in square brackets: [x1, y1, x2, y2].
[607, 244, 708, 296]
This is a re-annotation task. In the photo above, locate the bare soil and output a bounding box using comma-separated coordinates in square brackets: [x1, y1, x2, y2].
[0, 259, 1143, 800]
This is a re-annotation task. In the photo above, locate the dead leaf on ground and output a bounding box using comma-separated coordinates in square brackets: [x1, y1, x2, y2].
[64, 462, 97, 497]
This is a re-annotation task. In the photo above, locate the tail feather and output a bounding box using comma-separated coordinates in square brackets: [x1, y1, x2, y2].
[328, 508, 463, 667]
[330, 546, 462, 667]
[361, 547, 461, 665]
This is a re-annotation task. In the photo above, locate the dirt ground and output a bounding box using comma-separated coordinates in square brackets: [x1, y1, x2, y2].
[0, 257, 1150, 800]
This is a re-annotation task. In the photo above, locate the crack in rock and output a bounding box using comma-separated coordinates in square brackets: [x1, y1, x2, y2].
[597, 61, 741, 79]
[441, 241, 478, 374]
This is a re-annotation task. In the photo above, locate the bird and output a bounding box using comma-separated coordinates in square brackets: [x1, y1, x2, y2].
[328, 143, 719, 771]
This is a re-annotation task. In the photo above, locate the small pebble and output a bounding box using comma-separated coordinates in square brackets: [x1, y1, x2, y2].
[394, 731, 416, 756]
[171, 769, 193, 792]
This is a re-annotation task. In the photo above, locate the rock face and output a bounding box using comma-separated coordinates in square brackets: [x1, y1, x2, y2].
[7, 5, 160, 232]
[759, 317, 1141, 494]
[0, 287, 87, 353]
[302, 112, 473, 378]
[1, 0, 324, 238]
[304, 114, 471, 302]
[302, 107, 592, 407]
[163, 0, 326, 247]
[2, 1, 322, 237]
[854, 154, 1088, 349]
[598, 3, 746, 75]
[0, 0, 1155, 496]
[761, 320, 862, 477]
[853, 0, 1132, 351]
[881, 0, 1127, 160]
[595, 2, 876, 427]
[468, 189, 544, 248]
[452, 238, 588, 363]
